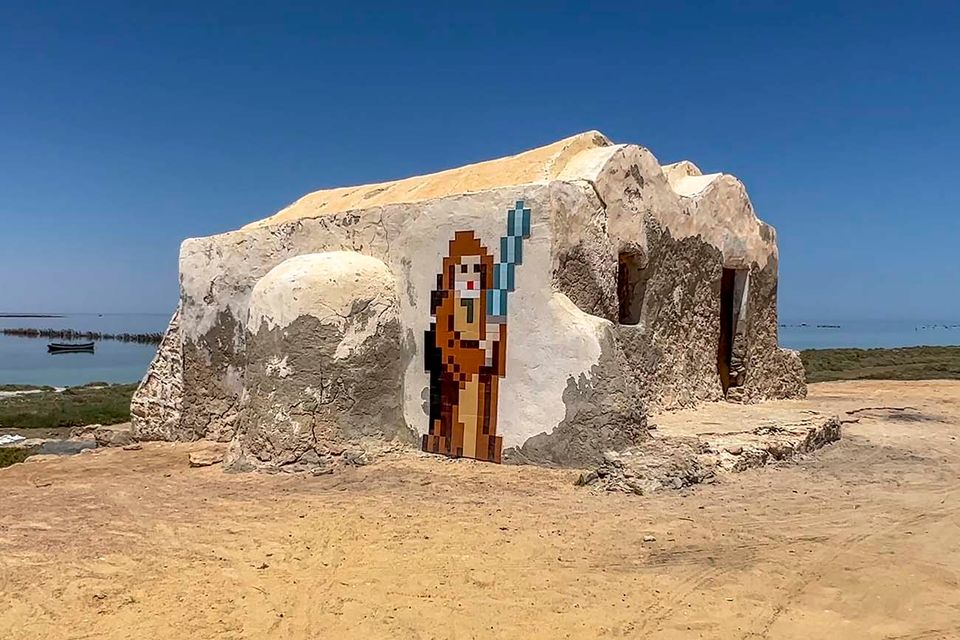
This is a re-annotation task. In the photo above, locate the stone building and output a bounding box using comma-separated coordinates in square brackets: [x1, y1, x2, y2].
[131, 131, 805, 471]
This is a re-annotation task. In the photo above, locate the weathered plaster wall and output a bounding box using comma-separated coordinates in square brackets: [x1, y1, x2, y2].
[503, 321, 646, 466]
[557, 140, 803, 410]
[135, 131, 804, 468]
[173, 182, 627, 460]
[618, 223, 727, 410]
[739, 257, 808, 402]
[498, 164, 801, 462]
[227, 252, 412, 472]
[177, 213, 391, 441]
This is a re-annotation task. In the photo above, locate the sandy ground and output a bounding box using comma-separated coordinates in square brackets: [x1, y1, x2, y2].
[1, 380, 959, 639]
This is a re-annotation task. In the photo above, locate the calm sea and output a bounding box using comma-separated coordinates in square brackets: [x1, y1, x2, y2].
[0, 313, 957, 387]
[0, 313, 170, 387]
[779, 319, 960, 351]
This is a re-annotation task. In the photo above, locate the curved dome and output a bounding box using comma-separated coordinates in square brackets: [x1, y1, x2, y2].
[248, 251, 395, 332]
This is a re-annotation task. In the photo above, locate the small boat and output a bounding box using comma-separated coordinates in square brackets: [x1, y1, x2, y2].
[47, 342, 95, 353]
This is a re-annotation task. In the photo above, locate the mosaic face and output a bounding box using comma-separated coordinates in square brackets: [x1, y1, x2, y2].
[454, 255, 482, 299]
[422, 202, 531, 463]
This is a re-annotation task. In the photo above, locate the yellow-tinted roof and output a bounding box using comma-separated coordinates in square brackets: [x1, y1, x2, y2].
[244, 130, 611, 228]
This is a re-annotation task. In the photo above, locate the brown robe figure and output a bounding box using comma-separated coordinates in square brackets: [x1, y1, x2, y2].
[423, 230, 507, 463]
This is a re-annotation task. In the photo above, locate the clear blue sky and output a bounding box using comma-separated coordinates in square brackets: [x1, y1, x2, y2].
[1, 1, 957, 320]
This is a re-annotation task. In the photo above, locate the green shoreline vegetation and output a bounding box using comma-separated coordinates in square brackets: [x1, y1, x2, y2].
[801, 346, 960, 383]
[0, 447, 31, 467]
[0, 384, 56, 392]
[0, 347, 957, 432]
[0, 383, 138, 429]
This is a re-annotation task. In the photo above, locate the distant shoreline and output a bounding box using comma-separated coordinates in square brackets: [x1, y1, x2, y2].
[1, 327, 162, 345]
[781, 322, 960, 330]
[0, 314, 64, 318]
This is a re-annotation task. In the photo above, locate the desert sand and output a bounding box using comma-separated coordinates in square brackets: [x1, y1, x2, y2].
[2, 380, 959, 639]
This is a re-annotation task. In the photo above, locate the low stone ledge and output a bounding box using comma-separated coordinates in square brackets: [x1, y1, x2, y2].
[696, 416, 841, 473]
[577, 409, 842, 495]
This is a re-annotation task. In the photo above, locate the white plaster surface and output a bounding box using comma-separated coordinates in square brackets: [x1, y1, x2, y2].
[177, 183, 615, 450]
[249, 252, 392, 330]
[581, 145, 777, 269]
[248, 251, 398, 360]
[393, 183, 610, 448]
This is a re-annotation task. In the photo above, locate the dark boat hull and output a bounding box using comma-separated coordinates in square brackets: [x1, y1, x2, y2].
[48, 342, 95, 353]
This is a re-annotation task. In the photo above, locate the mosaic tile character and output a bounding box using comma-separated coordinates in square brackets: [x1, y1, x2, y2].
[423, 202, 531, 463]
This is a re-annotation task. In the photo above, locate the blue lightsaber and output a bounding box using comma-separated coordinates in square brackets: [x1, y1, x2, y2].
[487, 200, 532, 320]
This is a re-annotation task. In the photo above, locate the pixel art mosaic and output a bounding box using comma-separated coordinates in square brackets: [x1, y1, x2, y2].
[423, 201, 532, 463]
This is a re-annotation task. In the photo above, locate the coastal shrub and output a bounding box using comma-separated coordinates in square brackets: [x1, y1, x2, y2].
[0, 383, 137, 429]
[801, 346, 960, 383]
[0, 447, 31, 468]
[72, 381, 111, 389]
[0, 384, 56, 392]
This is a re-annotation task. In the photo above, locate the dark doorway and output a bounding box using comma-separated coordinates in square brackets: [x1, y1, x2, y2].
[617, 250, 649, 325]
[718, 268, 736, 392]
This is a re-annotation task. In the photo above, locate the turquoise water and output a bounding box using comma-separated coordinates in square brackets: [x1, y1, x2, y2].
[0, 313, 957, 387]
[0, 313, 169, 387]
